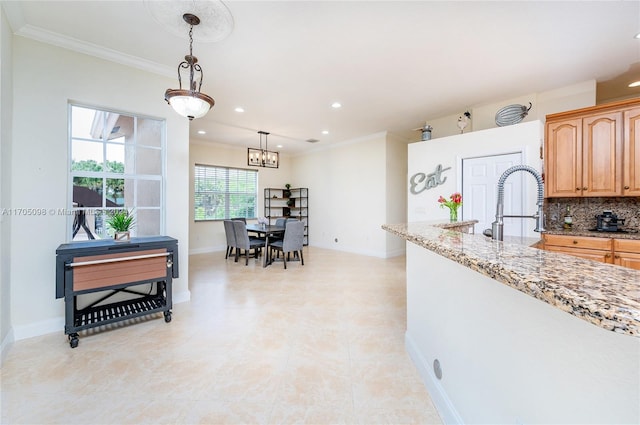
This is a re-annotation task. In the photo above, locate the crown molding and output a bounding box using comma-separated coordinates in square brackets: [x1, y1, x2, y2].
[13, 22, 174, 79]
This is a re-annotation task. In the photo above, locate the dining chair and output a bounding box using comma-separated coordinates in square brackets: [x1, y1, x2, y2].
[268, 220, 305, 269]
[232, 220, 265, 265]
[230, 217, 247, 223]
[223, 220, 236, 259]
[270, 218, 287, 246]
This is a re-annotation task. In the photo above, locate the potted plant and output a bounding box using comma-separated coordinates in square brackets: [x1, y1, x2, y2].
[283, 183, 291, 198]
[105, 208, 135, 241]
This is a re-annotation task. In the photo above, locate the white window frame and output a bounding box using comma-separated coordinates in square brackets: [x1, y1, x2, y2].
[67, 103, 166, 241]
[194, 164, 258, 221]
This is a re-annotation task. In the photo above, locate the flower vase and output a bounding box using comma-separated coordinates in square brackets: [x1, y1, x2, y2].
[449, 208, 458, 222]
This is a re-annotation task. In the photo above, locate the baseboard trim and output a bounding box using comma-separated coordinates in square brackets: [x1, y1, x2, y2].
[189, 246, 223, 255]
[405, 332, 464, 425]
[1, 328, 15, 365]
[9, 289, 191, 343]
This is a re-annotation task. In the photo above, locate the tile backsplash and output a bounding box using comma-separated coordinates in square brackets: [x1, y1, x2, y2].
[544, 197, 640, 231]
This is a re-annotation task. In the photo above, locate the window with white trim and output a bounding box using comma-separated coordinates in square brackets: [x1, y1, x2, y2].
[68, 104, 165, 241]
[194, 164, 257, 221]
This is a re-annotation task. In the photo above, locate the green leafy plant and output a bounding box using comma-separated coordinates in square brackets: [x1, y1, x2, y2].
[105, 209, 135, 233]
[285, 183, 291, 189]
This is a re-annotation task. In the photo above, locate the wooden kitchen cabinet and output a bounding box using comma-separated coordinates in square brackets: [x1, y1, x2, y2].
[545, 118, 582, 197]
[623, 107, 640, 196]
[613, 239, 640, 270]
[542, 234, 613, 264]
[581, 111, 622, 196]
[542, 234, 640, 269]
[544, 98, 640, 197]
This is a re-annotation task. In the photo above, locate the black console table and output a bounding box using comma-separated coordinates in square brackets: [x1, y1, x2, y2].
[55, 236, 179, 348]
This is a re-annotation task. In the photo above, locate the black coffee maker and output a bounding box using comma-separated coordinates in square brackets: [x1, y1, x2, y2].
[595, 210, 625, 232]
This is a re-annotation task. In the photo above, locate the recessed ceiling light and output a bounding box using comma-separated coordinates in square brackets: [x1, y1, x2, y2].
[635, 32, 640, 39]
[276, 144, 283, 148]
[331, 102, 342, 109]
[197, 130, 206, 135]
[629, 81, 640, 88]
[234, 107, 245, 113]
[322, 130, 329, 135]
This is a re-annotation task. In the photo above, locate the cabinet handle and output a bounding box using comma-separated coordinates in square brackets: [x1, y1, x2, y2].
[582, 187, 588, 190]
[624, 186, 630, 190]
[614, 255, 620, 259]
[605, 253, 612, 258]
[572, 240, 578, 244]
[576, 187, 581, 191]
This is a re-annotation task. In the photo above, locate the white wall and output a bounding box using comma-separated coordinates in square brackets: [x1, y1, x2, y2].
[0, 6, 14, 356]
[408, 121, 543, 237]
[424, 80, 596, 139]
[290, 132, 408, 258]
[406, 243, 640, 424]
[8, 37, 190, 340]
[385, 132, 411, 256]
[188, 139, 292, 254]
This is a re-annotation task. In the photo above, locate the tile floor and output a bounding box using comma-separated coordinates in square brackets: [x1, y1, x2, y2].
[1, 247, 442, 424]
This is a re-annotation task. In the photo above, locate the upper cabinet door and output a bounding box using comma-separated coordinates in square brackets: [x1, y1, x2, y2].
[545, 119, 582, 197]
[623, 107, 640, 196]
[581, 111, 623, 196]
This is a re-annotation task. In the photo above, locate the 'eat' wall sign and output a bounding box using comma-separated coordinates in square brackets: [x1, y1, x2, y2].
[409, 164, 451, 194]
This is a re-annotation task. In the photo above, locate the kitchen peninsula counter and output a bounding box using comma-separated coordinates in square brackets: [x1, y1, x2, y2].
[383, 220, 640, 424]
[384, 221, 640, 336]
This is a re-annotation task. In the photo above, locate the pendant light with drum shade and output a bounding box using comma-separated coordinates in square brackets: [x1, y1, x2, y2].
[165, 13, 215, 120]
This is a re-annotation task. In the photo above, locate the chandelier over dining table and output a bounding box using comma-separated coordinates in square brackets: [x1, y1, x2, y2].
[248, 131, 279, 168]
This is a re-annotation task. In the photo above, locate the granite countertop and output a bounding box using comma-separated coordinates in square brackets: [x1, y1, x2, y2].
[432, 219, 478, 230]
[383, 221, 640, 337]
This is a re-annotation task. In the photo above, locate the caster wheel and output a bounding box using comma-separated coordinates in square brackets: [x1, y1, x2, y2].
[164, 312, 172, 323]
[68, 334, 79, 348]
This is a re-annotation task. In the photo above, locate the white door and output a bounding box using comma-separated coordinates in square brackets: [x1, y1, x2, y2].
[462, 153, 525, 237]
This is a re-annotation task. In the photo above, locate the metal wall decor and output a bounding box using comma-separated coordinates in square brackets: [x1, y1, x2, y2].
[409, 164, 452, 194]
[495, 102, 532, 127]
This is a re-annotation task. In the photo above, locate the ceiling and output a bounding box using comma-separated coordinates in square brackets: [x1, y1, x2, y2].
[3, 1, 640, 154]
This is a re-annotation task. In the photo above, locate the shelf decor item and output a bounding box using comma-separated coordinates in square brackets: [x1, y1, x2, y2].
[495, 102, 532, 127]
[413, 124, 433, 141]
[105, 208, 135, 241]
[438, 193, 462, 222]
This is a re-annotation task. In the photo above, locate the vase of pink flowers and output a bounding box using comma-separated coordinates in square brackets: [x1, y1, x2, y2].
[438, 192, 462, 222]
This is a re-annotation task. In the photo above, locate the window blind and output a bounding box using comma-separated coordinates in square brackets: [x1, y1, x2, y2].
[194, 164, 258, 221]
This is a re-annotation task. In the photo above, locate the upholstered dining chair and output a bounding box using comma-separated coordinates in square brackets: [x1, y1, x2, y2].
[268, 220, 304, 269]
[269, 218, 287, 248]
[223, 220, 236, 260]
[232, 220, 265, 265]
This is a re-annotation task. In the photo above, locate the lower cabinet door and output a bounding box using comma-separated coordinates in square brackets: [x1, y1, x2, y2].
[544, 245, 613, 264]
[614, 252, 640, 270]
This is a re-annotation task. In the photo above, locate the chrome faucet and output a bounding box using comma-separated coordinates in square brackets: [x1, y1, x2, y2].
[491, 165, 545, 241]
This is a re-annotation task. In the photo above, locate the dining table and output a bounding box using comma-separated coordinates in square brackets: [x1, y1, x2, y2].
[245, 223, 286, 267]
